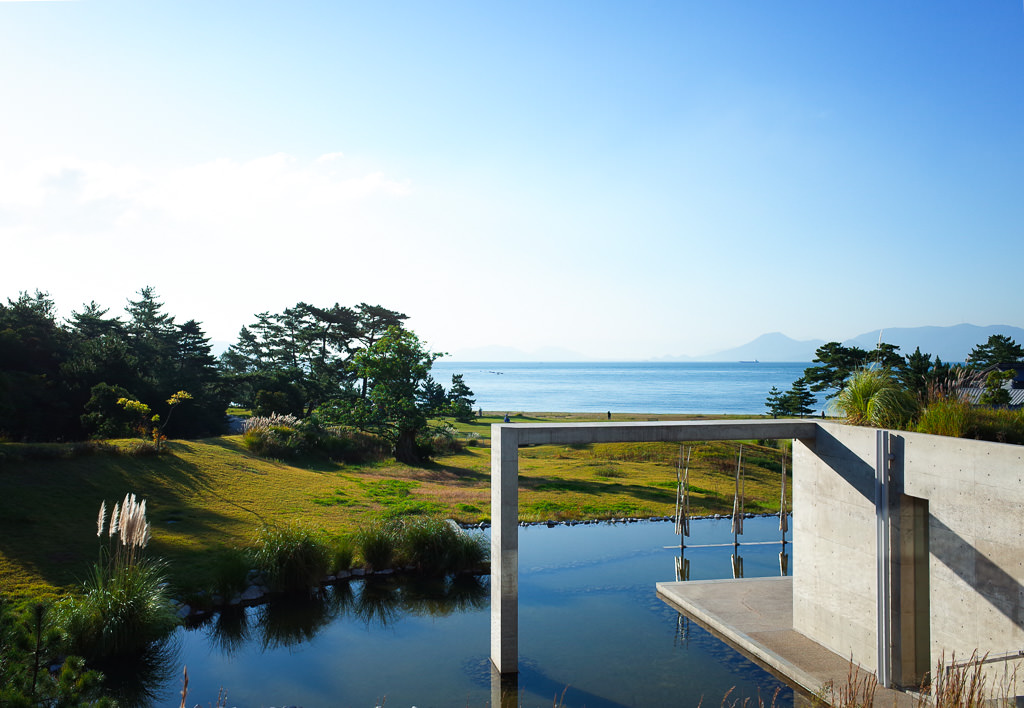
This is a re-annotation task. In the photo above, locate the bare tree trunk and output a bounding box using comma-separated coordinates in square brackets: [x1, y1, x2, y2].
[394, 428, 420, 465]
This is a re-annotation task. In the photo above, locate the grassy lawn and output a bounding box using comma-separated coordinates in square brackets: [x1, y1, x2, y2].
[0, 413, 790, 600]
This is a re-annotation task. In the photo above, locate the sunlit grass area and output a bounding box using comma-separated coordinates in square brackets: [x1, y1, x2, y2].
[0, 413, 789, 600]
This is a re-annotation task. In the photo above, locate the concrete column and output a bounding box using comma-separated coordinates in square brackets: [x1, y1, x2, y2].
[875, 429, 897, 688]
[491, 424, 519, 674]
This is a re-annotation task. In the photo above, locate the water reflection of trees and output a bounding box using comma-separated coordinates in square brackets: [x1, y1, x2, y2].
[199, 574, 489, 654]
[95, 638, 181, 708]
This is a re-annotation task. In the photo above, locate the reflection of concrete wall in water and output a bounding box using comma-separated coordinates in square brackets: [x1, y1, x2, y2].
[794, 422, 1024, 689]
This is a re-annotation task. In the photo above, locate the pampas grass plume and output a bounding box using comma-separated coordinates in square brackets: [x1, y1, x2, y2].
[96, 501, 107, 538]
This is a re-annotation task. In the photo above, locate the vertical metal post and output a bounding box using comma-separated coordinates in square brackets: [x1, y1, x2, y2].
[875, 429, 892, 688]
[732, 444, 744, 546]
[491, 425, 520, 674]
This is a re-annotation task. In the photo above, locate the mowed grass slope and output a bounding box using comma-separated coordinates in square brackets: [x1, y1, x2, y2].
[0, 415, 789, 599]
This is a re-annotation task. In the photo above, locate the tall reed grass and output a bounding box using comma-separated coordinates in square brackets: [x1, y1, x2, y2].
[56, 493, 177, 661]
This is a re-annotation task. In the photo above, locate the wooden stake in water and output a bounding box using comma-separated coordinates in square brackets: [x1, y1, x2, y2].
[779, 448, 789, 537]
[731, 444, 744, 545]
[779, 447, 790, 576]
[731, 552, 744, 579]
[675, 554, 690, 582]
[674, 445, 692, 541]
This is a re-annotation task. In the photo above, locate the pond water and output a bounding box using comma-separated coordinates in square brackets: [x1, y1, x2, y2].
[143, 516, 796, 708]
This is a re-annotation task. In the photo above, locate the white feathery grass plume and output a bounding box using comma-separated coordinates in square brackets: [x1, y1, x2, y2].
[110, 502, 121, 537]
[116, 492, 151, 557]
[96, 501, 107, 538]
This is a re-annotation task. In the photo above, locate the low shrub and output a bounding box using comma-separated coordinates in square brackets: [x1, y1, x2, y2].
[917, 399, 972, 438]
[330, 535, 355, 574]
[356, 521, 400, 572]
[420, 427, 465, 456]
[918, 398, 1024, 444]
[358, 517, 488, 575]
[242, 415, 390, 463]
[312, 427, 390, 464]
[965, 407, 1024, 445]
[401, 517, 459, 574]
[210, 547, 252, 601]
[251, 524, 332, 594]
[242, 424, 307, 458]
[447, 527, 489, 574]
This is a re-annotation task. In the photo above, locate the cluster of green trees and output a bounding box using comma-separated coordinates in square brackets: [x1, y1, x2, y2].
[0, 288, 224, 441]
[766, 334, 1024, 418]
[0, 290, 474, 463]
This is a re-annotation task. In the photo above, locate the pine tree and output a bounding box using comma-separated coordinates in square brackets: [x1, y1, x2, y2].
[784, 379, 817, 418]
[446, 374, 476, 422]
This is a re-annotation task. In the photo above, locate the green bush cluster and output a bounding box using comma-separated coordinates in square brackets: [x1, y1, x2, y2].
[356, 518, 488, 575]
[241, 415, 389, 463]
[917, 399, 1024, 444]
[251, 525, 334, 594]
[833, 368, 1024, 444]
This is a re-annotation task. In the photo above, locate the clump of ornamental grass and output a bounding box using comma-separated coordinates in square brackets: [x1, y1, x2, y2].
[916, 371, 1024, 444]
[401, 517, 460, 574]
[356, 520, 401, 572]
[917, 398, 973, 438]
[241, 414, 306, 458]
[833, 368, 920, 429]
[251, 524, 332, 594]
[56, 493, 178, 661]
[330, 535, 355, 574]
[399, 517, 489, 575]
[209, 547, 252, 602]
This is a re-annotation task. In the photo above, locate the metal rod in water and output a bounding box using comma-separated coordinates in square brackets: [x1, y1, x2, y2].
[674, 445, 691, 541]
[780, 448, 789, 539]
[731, 444, 744, 545]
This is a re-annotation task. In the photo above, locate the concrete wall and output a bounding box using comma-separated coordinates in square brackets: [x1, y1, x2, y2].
[793, 423, 880, 668]
[900, 430, 1024, 685]
[794, 422, 1024, 690]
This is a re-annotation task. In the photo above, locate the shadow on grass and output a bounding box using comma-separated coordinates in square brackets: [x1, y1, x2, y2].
[0, 444, 249, 593]
[405, 459, 490, 484]
[519, 475, 676, 504]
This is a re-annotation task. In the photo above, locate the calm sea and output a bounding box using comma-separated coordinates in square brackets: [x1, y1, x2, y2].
[430, 361, 815, 415]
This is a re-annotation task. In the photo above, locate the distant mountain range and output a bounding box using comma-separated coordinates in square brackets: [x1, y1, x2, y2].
[447, 324, 1024, 363]
[663, 324, 1024, 363]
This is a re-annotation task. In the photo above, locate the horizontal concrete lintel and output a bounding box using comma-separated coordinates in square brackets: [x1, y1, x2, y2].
[494, 420, 819, 446]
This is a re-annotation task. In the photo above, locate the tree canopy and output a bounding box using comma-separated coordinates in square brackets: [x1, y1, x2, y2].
[0, 289, 473, 463]
[967, 335, 1024, 369]
[324, 326, 442, 464]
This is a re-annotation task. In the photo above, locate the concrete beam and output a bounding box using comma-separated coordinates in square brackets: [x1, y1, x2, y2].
[497, 419, 818, 447]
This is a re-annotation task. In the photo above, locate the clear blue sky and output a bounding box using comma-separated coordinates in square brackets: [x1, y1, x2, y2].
[2, 1, 1022, 359]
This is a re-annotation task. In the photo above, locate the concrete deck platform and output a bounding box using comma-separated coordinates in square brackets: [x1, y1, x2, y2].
[656, 577, 915, 707]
